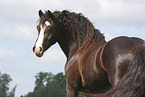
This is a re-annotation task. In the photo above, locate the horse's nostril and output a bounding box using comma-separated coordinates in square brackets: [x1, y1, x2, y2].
[33, 47, 35, 52]
[39, 47, 42, 52]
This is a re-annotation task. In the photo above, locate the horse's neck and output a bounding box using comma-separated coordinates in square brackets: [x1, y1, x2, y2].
[58, 36, 77, 58]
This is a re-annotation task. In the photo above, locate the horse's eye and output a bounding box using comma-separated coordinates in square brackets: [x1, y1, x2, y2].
[47, 26, 51, 29]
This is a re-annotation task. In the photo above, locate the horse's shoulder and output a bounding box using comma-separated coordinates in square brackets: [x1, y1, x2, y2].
[65, 53, 81, 72]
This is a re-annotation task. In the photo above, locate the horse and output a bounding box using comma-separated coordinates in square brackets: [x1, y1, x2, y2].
[33, 10, 145, 97]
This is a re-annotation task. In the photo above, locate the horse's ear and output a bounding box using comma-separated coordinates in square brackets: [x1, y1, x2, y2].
[39, 10, 44, 17]
[47, 10, 55, 21]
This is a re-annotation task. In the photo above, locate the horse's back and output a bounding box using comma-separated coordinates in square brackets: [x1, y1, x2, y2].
[130, 37, 144, 45]
[102, 36, 145, 86]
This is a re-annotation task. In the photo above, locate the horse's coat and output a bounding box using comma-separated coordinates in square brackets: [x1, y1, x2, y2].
[33, 10, 145, 97]
[115, 53, 134, 85]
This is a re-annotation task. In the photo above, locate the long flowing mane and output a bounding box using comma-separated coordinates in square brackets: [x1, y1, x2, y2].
[40, 10, 106, 51]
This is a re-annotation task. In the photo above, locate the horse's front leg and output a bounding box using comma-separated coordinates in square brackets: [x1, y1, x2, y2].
[66, 72, 81, 97]
[65, 57, 81, 97]
[66, 83, 79, 97]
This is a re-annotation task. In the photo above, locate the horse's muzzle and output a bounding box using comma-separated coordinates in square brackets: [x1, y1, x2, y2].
[33, 46, 43, 57]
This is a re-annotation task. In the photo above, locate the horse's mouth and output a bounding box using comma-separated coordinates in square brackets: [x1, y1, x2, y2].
[35, 53, 43, 57]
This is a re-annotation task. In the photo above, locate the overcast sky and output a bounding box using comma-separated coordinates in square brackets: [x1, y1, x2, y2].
[0, 0, 145, 97]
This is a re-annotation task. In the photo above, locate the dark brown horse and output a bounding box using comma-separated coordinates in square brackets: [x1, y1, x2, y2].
[33, 10, 145, 97]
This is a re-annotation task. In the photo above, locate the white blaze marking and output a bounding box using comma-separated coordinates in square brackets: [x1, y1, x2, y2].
[35, 21, 50, 48]
[45, 21, 50, 26]
[36, 25, 45, 48]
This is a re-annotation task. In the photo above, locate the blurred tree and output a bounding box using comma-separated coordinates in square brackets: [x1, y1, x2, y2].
[23, 72, 85, 97]
[0, 89, 6, 97]
[0, 72, 12, 97]
[34, 72, 48, 90]
[0, 72, 16, 97]
[53, 72, 66, 88]
[45, 72, 67, 97]
[8, 85, 17, 97]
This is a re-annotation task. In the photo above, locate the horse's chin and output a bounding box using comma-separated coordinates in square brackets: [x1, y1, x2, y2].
[35, 53, 43, 57]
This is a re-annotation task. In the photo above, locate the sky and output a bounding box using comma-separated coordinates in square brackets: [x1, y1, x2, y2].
[0, 0, 145, 97]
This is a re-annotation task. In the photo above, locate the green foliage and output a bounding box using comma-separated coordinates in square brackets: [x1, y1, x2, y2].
[0, 89, 6, 97]
[0, 72, 12, 94]
[34, 72, 51, 91]
[23, 72, 86, 97]
[8, 85, 17, 97]
[24, 72, 67, 97]
[45, 73, 66, 97]
[0, 72, 15, 97]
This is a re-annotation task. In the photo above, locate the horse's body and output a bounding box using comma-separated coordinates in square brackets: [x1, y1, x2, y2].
[33, 10, 145, 97]
[65, 42, 110, 94]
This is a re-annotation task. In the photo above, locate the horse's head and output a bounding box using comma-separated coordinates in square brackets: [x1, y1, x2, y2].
[33, 10, 59, 57]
